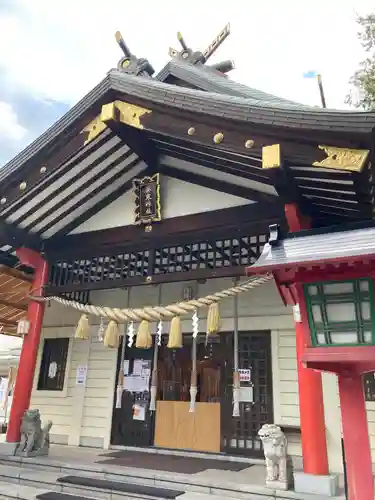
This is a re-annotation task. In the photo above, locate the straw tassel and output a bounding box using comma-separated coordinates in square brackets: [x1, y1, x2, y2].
[167, 316, 183, 348]
[136, 320, 152, 349]
[103, 320, 120, 348]
[207, 302, 220, 335]
[75, 314, 90, 340]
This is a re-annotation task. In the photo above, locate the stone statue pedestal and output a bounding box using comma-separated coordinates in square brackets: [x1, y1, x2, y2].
[293, 471, 338, 497]
[0, 441, 18, 456]
[266, 479, 288, 490]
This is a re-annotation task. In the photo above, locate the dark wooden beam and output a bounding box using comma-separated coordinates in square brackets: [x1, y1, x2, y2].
[157, 143, 272, 185]
[0, 299, 27, 312]
[150, 133, 267, 180]
[159, 164, 276, 204]
[0, 317, 18, 327]
[131, 104, 368, 167]
[45, 264, 247, 295]
[0, 90, 120, 213]
[24, 146, 134, 232]
[0, 264, 33, 283]
[105, 121, 159, 174]
[36, 155, 143, 238]
[0, 218, 41, 251]
[49, 164, 152, 239]
[0, 131, 113, 219]
[264, 160, 319, 224]
[46, 203, 284, 260]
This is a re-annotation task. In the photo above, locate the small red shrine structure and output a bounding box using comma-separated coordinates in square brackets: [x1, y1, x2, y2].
[248, 211, 375, 500]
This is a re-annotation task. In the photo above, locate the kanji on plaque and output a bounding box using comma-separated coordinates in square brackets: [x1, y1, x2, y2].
[133, 173, 161, 225]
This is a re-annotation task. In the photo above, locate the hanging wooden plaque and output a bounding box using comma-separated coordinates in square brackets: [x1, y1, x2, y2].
[133, 173, 161, 225]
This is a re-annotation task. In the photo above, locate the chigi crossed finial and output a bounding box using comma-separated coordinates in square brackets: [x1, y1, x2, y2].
[169, 23, 235, 74]
[115, 31, 155, 77]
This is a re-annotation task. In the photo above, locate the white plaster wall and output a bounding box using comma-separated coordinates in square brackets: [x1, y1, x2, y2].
[70, 176, 254, 234]
[30, 279, 348, 473]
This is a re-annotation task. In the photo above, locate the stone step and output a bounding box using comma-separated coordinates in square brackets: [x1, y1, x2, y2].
[0, 457, 345, 500]
[0, 465, 185, 500]
[0, 482, 246, 500]
[0, 482, 55, 500]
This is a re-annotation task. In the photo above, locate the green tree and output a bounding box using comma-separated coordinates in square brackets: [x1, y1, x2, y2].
[347, 14, 375, 110]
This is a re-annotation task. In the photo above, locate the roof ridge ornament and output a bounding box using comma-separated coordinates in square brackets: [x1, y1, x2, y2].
[168, 23, 234, 74]
[115, 31, 155, 77]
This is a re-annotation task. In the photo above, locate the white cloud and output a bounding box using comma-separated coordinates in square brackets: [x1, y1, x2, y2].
[0, 102, 27, 141]
[0, 0, 374, 109]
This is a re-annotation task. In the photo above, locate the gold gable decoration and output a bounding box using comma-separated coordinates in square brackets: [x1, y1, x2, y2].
[82, 101, 152, 145]
[313, 146, 369, 173]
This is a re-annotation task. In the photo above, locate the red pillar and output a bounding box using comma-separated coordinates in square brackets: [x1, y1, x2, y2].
[295, 316, 329, 474]
[6, 248, 48, 443]
[338, 372, 374, 500]
[285, 203, 329, 475]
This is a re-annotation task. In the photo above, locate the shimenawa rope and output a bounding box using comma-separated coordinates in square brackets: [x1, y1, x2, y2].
[28, 274, 271, 323]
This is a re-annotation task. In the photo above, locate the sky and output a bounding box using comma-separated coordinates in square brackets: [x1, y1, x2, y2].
[0, 0, 373, 351]
[0, 0, 373, 167]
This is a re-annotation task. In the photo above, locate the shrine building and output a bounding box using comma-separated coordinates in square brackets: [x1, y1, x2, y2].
[1, 25, 375, 498]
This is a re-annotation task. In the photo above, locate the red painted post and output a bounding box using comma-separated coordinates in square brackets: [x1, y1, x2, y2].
[6, 249, 48, 443]
[295, 317, 329, 475]
[285, 203, 329, 475]
[338, 372, 374, 500]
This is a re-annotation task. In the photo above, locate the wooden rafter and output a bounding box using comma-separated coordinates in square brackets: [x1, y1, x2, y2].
[0, 264, 31, 338]
[0, 265, 32, 283]
[159, 164, 275, 204]
[104, 120, 159, 172]
[0, 217, 41, 251]
[23, 144, 134, 232]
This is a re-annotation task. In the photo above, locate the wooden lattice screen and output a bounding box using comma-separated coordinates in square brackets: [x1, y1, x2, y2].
[47, 233, 267, 293]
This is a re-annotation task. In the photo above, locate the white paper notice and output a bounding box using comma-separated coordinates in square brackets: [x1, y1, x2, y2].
[124, 376, 149, 393]
[115, 385, 123, 408]
[76, 365, 87, 386]
[239, 386, 254, 403]
[123, 360, 130, 375]
[133, 403, 146, 421]
[238, 369, 251, 382]
[133, 359, 143, 376]
[0, 378, 9, 409]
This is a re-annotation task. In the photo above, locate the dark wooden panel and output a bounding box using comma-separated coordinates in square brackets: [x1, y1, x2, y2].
[46, 203, 284, 258]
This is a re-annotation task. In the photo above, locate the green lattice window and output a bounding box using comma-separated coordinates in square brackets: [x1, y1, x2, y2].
[304, 279, 375, 347]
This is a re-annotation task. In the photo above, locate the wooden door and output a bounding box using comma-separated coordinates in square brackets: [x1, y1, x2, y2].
[110, 338, 154, 447]
[153, 334, 222, 451]
[221, 331, 273, 457]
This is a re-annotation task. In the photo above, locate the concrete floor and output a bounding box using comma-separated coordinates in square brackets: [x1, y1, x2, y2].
[5, 444, 343, 499]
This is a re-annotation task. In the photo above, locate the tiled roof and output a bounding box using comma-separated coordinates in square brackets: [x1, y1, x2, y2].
[157, 59, 311, 109]
[2, 68, 375, 184]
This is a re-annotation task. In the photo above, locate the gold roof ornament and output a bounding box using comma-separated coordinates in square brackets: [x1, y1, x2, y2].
[312, 146, 370, 173]
[82, 101, 152, 145]
[262, 144, 282, 169]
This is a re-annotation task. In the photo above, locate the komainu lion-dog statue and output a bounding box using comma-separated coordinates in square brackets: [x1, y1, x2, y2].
[258, 424, 294, 490]
[14, 409, 53, 457]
